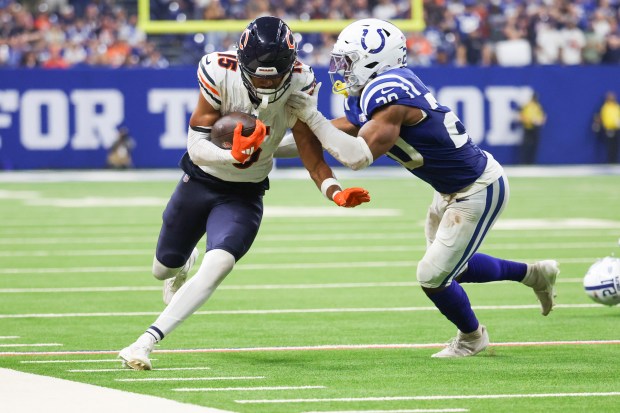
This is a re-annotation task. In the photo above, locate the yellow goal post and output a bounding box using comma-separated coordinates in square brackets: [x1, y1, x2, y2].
[137, 0, 424, 34]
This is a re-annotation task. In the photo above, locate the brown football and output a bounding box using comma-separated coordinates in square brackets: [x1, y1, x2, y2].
[209, 112, 257, 150]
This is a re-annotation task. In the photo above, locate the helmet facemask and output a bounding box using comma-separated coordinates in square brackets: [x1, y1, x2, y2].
[328, 52, 362, 97]
[240, 66, 293, 108]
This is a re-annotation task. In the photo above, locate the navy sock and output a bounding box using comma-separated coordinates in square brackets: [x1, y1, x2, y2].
[459, 253, 527, 283]
[426, 281, 479, 333]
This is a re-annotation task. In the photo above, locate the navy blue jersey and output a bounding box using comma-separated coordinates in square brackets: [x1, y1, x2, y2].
[344, 67, 487, 194]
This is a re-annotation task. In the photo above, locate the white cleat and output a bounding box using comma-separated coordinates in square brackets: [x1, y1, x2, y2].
[163, 248, 199, 305]
[118, 340, 154, 370]
[432, 324, 489, 358]
[522, 260, 559, 316]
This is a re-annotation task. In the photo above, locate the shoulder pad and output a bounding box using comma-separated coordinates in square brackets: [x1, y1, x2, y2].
[290, 60, 316, 94]
[360, 73, 424, 117]
[197, 53, 225, 108]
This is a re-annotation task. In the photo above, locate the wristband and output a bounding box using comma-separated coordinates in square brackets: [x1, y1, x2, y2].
[320, 177, 341, 199]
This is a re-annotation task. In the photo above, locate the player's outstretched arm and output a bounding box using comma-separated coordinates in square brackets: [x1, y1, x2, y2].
[288, 89, 417, 170]
[286, 86, 373, 170]
[291, 120, 370, 207]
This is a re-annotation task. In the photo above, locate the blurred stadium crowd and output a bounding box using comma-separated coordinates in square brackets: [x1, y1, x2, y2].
[1, 0, 619, 68]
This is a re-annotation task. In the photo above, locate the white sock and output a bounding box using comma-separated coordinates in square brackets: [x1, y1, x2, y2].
[137, 332, 156, 346]
[150, 249, 235, 338]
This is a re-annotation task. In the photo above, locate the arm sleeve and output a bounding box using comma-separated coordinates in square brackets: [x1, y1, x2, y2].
[304, 112, 374, 170]
[187, 127, 236, 165]
[273, 132, 299, 158]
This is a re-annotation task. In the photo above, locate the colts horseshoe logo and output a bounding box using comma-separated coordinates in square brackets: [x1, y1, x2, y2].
[361, 28, 386, 54]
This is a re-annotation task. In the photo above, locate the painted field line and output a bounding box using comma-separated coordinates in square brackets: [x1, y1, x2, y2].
[0, 241, 616, 258]
[302, 410, 469, 413]
[1, 227, 616, 238]
[0, 257, 606, 276]
[0, 303, 606, 319]
[0, 261, 417, 274]
[174, 385, 325, 392]
[116, 376, 265, 382]
[21, 359, 139, 363]
[0, 234, 419, 245]
[235, 391, 620, 404]
[0, 278, 588, 294]
[1, 221, 620, 244]
[0, 336, 20, 339]
[69, 367, 210, 372]
[0, 283, 422, 294]
[0, 249, 153, 257]
[0, 343, 62, 348]
[4, 339, 620, 357]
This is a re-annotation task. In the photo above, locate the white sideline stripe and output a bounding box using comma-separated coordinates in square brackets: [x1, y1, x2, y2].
[0, 343, 62, 347]
[0, 303, 606, 319]
[116, 376, 265, 382]
[302, 408, 469, 413]
[4, 340, 620, 357]
[69, 367, 211, 372]
[0, 278, 588, 294]
[0, 368, 236, 413]
[174, 385, 325, 392]
[235, 392, 620, 404]
[0, 336, 20, 339]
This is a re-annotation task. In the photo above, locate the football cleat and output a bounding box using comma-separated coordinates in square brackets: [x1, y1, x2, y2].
[522, 260, 559, 316]
[163, 248, 199, 305]
[432, 324, 489, 358]
[119, 338, 154, 370]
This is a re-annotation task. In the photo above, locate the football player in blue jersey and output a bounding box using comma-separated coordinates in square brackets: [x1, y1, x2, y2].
[288, 18, 560, 357]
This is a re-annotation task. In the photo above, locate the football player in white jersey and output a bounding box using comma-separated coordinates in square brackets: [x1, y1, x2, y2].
[118, 16, 370, 370]
[288, 18, 560, 358]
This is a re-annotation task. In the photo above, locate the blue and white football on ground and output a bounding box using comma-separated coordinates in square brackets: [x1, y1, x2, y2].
[583, 257, 620, 306]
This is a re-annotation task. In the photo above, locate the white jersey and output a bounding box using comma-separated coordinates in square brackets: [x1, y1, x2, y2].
[196, 51, 315, 182]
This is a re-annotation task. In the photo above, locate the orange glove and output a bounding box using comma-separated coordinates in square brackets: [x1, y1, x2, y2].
[231, 119, 267, 163]
[332, 187, 370, 208]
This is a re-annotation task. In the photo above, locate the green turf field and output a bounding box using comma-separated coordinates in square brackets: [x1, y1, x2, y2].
[1, 171, 619, 413]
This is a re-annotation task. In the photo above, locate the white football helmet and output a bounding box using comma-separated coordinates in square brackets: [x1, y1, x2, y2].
[329, 18, 407, 96]
[583, 256, 620, 306]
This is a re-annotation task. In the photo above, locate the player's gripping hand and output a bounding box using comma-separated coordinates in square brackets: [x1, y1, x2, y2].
[231, 119, 267, 163]
[332, 187, 370, 208]
[286, 82, 322, 126]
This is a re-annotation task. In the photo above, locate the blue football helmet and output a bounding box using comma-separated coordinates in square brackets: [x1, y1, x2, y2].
[237, 16, 297, 105]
